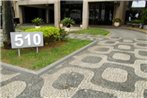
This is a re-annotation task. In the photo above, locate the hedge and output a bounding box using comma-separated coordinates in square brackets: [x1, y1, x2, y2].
[25, 26, 60, 44]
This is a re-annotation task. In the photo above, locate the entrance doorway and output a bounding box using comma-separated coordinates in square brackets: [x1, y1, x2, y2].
[23, 6, 46, 23]
[22, 5, 54, 24]
[61, 1, 82, 25]
[89, 2, 114, 25]
[48, 4, 54, 24]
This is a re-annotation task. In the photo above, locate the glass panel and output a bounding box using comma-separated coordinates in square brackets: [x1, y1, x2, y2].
[61, 1, 82, 24]
[89, 2, 114, 25]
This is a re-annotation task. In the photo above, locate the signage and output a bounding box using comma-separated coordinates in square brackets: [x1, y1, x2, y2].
[10, 32, 44, 49]
[132, 0, 146, 8]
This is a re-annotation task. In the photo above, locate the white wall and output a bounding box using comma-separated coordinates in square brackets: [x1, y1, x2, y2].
[0, 0, 2, 6]
[87, 0, 133, 1]
[18, 0, 59, 5]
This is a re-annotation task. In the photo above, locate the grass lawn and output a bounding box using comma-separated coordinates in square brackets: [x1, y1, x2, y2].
[16, 25, 34, 31]
[70, 27, 109, 36]
[16, 25, 54, 31]
[1, 39, 91, 70]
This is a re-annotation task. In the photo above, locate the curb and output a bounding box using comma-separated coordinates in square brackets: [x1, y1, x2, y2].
[1, 40, 97, 75]
[105, 32, 111, 37]
[1, 62, 37, 75]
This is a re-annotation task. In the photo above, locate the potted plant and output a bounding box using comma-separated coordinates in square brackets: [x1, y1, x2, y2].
[32, 17, 43, 28]
[113, 18, 121, 27]
[61, 17, 75, 31]
[80, 24, 83, 28]
[59, 23, 63, 28]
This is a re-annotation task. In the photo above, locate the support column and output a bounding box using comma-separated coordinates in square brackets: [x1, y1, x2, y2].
[46, 9, 49, 23]
[13, 1, 23, 24]
[13, 1, 19, 18]
[114, 1, 126, 24]
[54, 0, 60, 28]
[82, 0, 89, 29]
[19, 6, 23, 24]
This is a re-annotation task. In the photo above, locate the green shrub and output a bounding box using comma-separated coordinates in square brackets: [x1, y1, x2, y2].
[25, 26, 60, 44]
[59, 28, 68, 40]
[128, 19, 143, 24]
[141, 8, 147, 24]
[32, 17, 43, 26]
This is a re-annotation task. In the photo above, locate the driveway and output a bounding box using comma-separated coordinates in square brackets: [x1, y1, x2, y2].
[107, 28, 147, 39]
[0, 29, 147, 98]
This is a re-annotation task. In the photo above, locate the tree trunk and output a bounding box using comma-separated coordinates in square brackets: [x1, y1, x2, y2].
[2, 1, 15, 48]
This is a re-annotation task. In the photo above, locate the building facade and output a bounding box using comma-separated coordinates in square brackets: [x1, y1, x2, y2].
[1, 0, 147, 29]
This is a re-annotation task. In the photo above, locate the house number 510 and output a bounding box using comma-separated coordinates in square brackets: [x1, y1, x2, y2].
[14, 34, 41, 47]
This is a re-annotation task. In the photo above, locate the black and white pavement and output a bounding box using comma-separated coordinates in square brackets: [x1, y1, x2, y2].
[0, 29, 147, 98]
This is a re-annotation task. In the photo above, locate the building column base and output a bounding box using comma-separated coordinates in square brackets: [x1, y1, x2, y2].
[82, 1, 89, 29]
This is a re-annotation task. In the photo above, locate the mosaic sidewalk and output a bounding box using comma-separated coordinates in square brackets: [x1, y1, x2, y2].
[1, 33, 147, 98]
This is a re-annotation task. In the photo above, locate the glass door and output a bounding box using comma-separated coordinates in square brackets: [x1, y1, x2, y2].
[61, 1, 83, 25]
[89, 2, 114, 25]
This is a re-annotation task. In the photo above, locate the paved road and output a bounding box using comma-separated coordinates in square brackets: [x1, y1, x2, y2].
[107, 28, 147, 39]
[0, 29, 147, 98]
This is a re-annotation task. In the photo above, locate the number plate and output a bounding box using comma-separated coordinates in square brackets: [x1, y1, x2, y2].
[10, 32, 44, 49]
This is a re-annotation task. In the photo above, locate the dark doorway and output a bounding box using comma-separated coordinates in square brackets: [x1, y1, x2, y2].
[0, 6, 2, 28]
[23, 6, 46, 23]
[61, 0, 83, 25]
[48, 4, 54, 24]
[89, 2, 114, 25]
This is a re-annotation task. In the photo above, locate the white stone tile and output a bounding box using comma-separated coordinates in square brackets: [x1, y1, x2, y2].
[112, 53, 130, 61]
[118, 45, 131, 50]
[123, 39, 134, 43]
[102, 68, 128, 83]
[0, 81, 26, 98]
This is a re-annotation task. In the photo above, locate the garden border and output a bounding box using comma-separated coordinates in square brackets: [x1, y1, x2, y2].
[1, 40, 97, 75]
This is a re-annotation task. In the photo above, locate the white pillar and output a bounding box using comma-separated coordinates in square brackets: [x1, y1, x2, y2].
[114, 1, 126, 24]
[54, 1, 60, 28]
[13, 1, 23, 24]
[13, 1, 19, 18]
[82, 0, 89, 29]
[19, 6, 23, 24]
